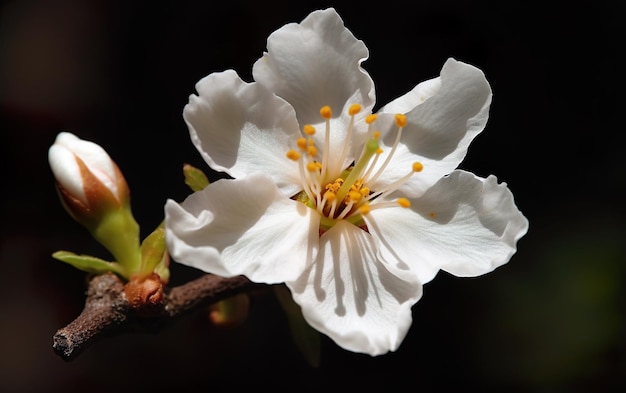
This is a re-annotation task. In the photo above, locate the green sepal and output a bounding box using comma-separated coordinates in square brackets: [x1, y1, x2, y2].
[139, 225, 168, 278]
[183, 163, 210, 192]
[52, 250, 126, 277]
[274, 285, 321, 368]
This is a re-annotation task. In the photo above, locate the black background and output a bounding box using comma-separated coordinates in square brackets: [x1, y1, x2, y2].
[1, 0, 624, 391]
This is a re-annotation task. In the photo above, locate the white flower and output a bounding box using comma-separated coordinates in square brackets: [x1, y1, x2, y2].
[164, 8, 528, 355]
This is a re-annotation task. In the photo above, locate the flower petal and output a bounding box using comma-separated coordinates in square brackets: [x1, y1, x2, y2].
[370, 59, 492, 198]
[287, 220, 422, 356]
[184, 70, 303, 196]
[164, 173, 319, 284]
[252, 8, 375, 128]
[366, 170, 528, 284]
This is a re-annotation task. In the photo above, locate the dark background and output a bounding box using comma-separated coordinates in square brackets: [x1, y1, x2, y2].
[1, 0, 624, 391]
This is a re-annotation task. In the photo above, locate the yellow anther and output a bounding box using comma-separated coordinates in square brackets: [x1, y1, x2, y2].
[348, 190, 363, 202]
[307, 145, 317, 157]
[296, 137, 307, 151]
[348, 103, 362, 115]
[303, 124, 316, 135]
[376, 148, 384, 155]
[395, 113, 407, 128]
[307, 162, 320, 172]
[397, 198, 411, 208]
[286, 150, 301, 161]
[320, 105, 332, 119]
[324, 190, 337, 202]
[359, 204, 371, 215]
[365, 114, 378, 124]
[412, 162, 424, 172]
[373, 130, 380, 139]
[360, 187, 370, 196]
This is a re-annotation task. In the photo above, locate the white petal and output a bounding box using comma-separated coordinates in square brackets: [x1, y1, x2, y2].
[287, 221, 422, 356]
[378, 76, 442, 114]
[252, 8, 375, 128]
[371, 59, 492, 198]
[366, 170, 529, 284]
[165, 174, 320, 284]
[184, 70, 303, 196]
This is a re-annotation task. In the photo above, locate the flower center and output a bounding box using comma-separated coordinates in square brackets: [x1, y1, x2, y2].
[286, 104, 422, 231]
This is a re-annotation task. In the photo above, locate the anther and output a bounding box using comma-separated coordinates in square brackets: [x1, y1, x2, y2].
[303, 124, 316, 136]
[320, 106, 332, 119]
[348, 190, 362, 202]
[348, 103, 362, 115]
[366, 114, 378, 124]
[397, 198, 411, 208]
[395, 113, 407, 128]
[412, 162, 424, 172]
[307, 145, 318, 157]
[286, 150, 300, 161]
[359, 204, 371, 215]
[296, 137, 307, 151]
[324, 190, 337, 202]
[307, 162, 320, 172]
[373, 131, 380, 139]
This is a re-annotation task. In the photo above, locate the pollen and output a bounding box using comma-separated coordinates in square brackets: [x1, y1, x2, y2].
[286, 150, 300, 161]
[348, 190, 362, 202]
[307, 145, 318, 157]
[397, 198, 411, 208]
[395, 113, 407, 128]
[307, 162, 321, 172]
[303, 124, 316, 136]
[296, 137, 308, 151]
[359, 204, 371, 215]
[412, 162, 424, 172]
[366, 114, 378, 124]
[348, 103, 362, 115]
[320, 105, 332, 119]
[324, 190, 337, 202]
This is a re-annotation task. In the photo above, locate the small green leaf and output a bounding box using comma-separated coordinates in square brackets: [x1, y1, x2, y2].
[140, 226, 167, 277]
[183, 163, 210, 192]
[52, 250, 126, 276]
[274, 285, 321, 367]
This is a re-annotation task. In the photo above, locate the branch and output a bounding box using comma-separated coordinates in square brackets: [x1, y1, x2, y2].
[52, 272, 260, 361]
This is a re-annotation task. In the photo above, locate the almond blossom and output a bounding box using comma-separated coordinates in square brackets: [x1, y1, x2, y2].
[164, 8, 528, 355]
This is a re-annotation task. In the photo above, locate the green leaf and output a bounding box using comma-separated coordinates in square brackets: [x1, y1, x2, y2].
[140, 226, 167, 277]
[52, 250, 126, 276]
[274, 285, 321, 368]
[183, 163, 210, 192]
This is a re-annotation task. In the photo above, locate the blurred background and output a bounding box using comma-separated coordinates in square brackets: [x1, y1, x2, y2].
[1, 0, 624, 391]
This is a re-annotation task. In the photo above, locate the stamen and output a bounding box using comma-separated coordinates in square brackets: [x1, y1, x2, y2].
[296, 137, 307, 151]
[367, 113, 407, 184]
[396, 197, 411, 208]
[366, 161, 424, 202]
[286, 150, 300, 161]
[320, 106, 332, 119]
[395, 113, 407, 127]
[365, 114, 378, 124]
[359, 204, 371, 215]
[320, 106, 332, 178]
[348, 103, 362, 115]
[303, 124, 316, 136]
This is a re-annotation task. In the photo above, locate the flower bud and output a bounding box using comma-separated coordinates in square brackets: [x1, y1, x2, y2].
[49, 132, 130, 225]
[49, 132, 141, 272]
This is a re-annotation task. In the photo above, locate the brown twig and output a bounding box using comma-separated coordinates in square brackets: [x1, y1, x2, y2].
[52, 272, 259, 361]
